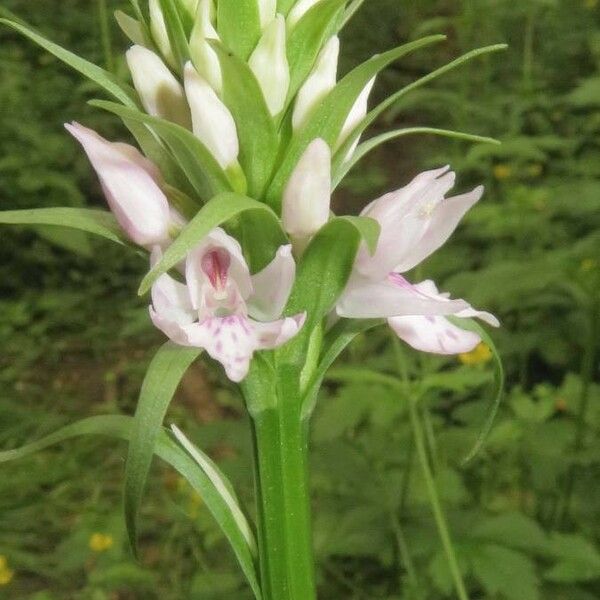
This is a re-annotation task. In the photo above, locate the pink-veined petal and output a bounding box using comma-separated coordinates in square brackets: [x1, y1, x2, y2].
[388, 314, 482, 355]
[66, 122, 172, 247]
[248, 245, 296, 321]
[336, 273, 468, 319]
[252, 313, 307, 350]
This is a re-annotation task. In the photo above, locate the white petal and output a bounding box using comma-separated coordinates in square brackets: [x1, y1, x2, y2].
[65, 122, 172, 247]
[336, 274, 468, 319]
[184, 63, 239, 169]
[252, 313, 307, 349]
[249, 15, 290, 116]
[388, 314, 482, 355]
[248, 245, 296, 321]
[395, 186, 484, 273]
[189, 0, 222, 94]
[126, 46, 191, 128]
[292, 36, 339, 130]
[257, 0, 277, 28]
[282, 139, 331, 241]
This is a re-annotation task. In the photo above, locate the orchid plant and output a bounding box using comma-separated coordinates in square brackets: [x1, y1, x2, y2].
[0, 1, 506, 598]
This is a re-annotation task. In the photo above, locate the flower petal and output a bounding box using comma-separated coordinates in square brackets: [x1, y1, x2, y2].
[388, 314, 482, 355]
[336, 274, 469, 319]
[65, 122, 172, 247]
[248, 245, 296, 321]
[252, 313, 307, 349]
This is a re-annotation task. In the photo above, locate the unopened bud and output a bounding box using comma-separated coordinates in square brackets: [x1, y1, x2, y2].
[282, 138, 331, 249]
[249, 15, 290, 116]
[292, 36, 339, 131]
[184, 62, 240, 169]
[126, 46, 191, 129]
[189, 0, 222, 94]
[149, 0, 177, 69]
[336, 77, 376, 159]
[257, 0, 277, 29]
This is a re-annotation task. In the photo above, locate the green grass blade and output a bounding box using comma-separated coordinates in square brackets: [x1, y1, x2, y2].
[0, 208, 126, 246]
[0, 415, 262, 599]
[217, 0, 261, 60]
[0, 18, 138, 108]
[333, 127, 500, 188]
[124, 342, 201, 556]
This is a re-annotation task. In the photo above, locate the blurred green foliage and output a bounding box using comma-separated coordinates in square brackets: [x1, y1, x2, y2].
[0, 0, 599, 599]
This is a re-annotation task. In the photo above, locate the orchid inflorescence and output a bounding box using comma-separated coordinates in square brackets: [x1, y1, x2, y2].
[0, 2, 504, 598]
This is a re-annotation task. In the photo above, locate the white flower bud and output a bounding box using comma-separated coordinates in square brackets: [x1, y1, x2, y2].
[282, 138, 331, 248]
[257, 0, 277, 29]
[189, 0, 222, 94]
[184, 62, 240, 169]
[149, 0, 177, 69]
[249, 15, 290, 116]
[287, 0, 321, 29]
[336, 77, 376, 159]
[292, 36, 339, 131]
[126, 45, 192, 129]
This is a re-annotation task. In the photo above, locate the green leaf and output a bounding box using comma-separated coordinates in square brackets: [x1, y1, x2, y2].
[0, 415, 262, 600]
[124, 342, 201, 555]
[266, 35, 446, 210]
[472, 544, 540, 600]
[157, 0, 190, 70]
[0, 18, 138, 108]
[333, 127, 500, 188]
[277, 0, 296, 16]
[0, 208, 126, 246]
[285, 216, 380, 332]
[286, 0, 347, 102]
[211, 42, 279, 198]
[545, 533, 600, 583]
[449, 317, 505, 464]
[334, 43, 508, 162]
[139, 192, 284, 295]
[217, 0, 261, 60]
[91, 100, 231, 200]
[338, 0, 366, 30]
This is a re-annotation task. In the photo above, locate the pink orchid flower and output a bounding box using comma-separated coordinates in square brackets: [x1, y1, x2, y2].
[337, 166, 499, 354]
[150, 228, 306, 381]
[66, 122, 182, 248]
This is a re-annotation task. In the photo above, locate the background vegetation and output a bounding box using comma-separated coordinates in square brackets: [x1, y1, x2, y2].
[1, 0, 599, 598]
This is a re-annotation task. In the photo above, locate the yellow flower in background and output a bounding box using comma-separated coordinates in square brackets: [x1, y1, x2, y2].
[459, 343, 492, 365]
[89, 533, 114, 553]
[585, 0, 598, 9]
[493, 164, 512, 180]
[527, 164, 543, 178]
[581, 258, 597, 272]
[0, 556, 14, 586]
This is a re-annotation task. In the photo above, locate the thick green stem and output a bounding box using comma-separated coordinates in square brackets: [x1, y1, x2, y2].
[408, 397, 470, 600]
[251, 388, 317, 600]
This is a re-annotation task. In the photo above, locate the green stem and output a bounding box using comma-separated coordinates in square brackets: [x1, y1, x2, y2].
[97, 0, 114, 73]
[408, 396, 470, 600]
[559, 300, 599, 525]
[250, 387, 316, 600]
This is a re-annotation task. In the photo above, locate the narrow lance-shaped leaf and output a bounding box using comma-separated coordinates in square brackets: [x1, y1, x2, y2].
[125, 343, 202, 556]
[217, 0, 262, 60]
[0, 18, 138, 108]
[157, 0, 190, 70]
[91, 100, 231, 201]
[0, 208, 127, 246]
[211, 41, 279, 199]
[266, 35, 446, 209]
[139, 192, 286, 295]
[0, 415, 262, 600]
[333, 127, 500, 188]
[334, 43, 508, 163]
[448, 317, 505, 465]
[285, 0, 347, 103]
